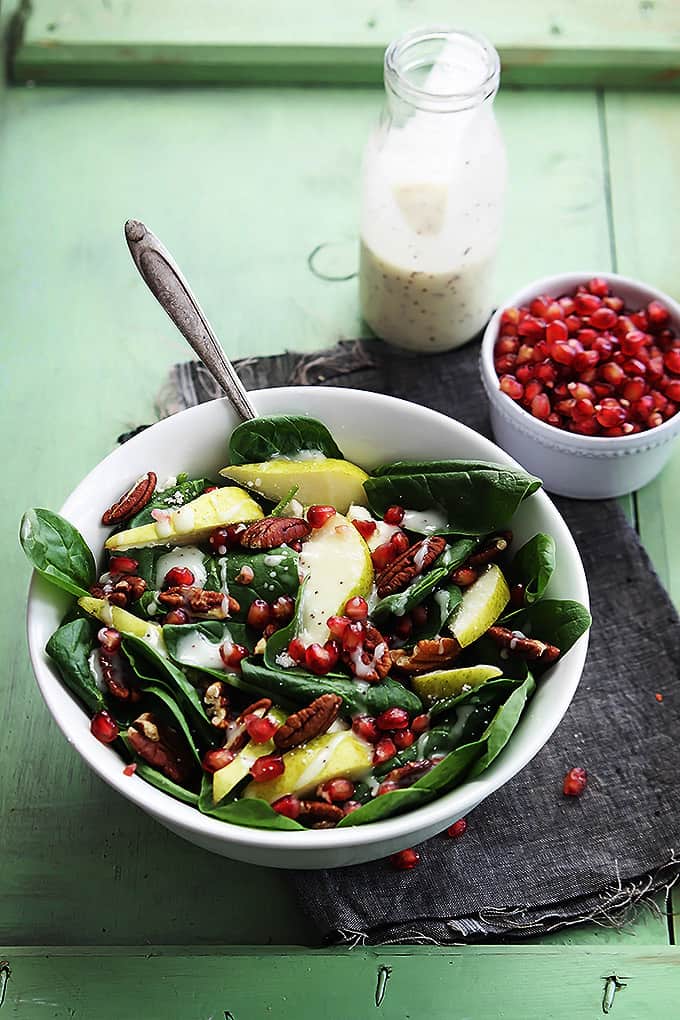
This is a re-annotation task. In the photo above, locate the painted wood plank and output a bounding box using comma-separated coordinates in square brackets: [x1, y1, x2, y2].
[1, 946, 679, 1018]
[0, 82, 661, 948]
[11, 0, 680, 87]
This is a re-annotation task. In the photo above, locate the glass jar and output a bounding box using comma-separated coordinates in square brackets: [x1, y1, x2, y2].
[359, 27, 507, 353]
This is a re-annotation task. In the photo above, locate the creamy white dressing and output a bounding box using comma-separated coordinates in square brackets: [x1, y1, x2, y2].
[158, 475, 177, 492]
[295, 731, 347, 793]
[88, 650, 107, 692]
[347, 504, 400, 552]
[174, 630, 226, 671]
[172, 505, 196, 535]
[349, 641, 386, 680]
[402, 508, 449, 534]
[151, 509, 173, 539]
[155, 546, 207, 590]
[279, 449, 326, 462]
[217, 558, 230, 595]
[263, 554, 285, 567]
[100, 603, 115, 627]
[413, 539, 431, 573]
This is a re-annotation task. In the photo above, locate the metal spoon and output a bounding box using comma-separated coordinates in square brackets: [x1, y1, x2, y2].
[124, 219, 256, 422]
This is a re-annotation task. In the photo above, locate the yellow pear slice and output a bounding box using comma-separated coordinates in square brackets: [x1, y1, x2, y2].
[243, 729, 372, 804]
[213, 708, 287, 805]
[297, 511, 373, 646]
[448, 564, 510, 648]
[79, 596, 165, 651]
[412, 665, 503, 706]
[220, 459, 369, 513]
[105, 486, 263, 552]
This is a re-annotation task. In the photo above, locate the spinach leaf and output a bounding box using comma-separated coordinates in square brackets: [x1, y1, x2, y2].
[370, 538, 476, 621]
[204, 546, 300, 619]
[413, 738, 486, 793]
[469, 673, 536, 776]
[20, 508, 95, 597]
[163, 621, 266, 700]
[228, 415, 344, 465]
[127, 478, 209, 528]
[510, 533, 556, 604]
[337, 787, 432, 827]
[134, 764, 199, 806]
[506, 599, 591, 655]
[411, 583, 463, 642]
[197, 775, 304, 829]
[364, 467, 541, 536]
[371, 459, 510, 477]
[241, 660, 422, 716]
[45, 618, 105, 713]
[140, 683, 202, 764]
[429, 678, 521, 724]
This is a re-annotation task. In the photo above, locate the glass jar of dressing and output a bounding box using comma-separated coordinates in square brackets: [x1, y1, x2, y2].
[359, 27, 506, 353]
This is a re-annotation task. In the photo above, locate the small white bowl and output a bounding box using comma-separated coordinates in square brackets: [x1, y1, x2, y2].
[480, 271, 680, 499]
[26, 387, 589, 869]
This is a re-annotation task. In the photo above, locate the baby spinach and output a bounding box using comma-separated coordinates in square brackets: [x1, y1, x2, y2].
[140, 683, 203, 765]
[45, 618, 105, 713]
[367, 537, 476, 622]
[127, 477, 209, 528]
[197, 775, 304, 830]
[509, 533, 556, 604]
[504, 599, 591, 655]
[337, 787, 431, 827]
[428, 677, 521, 724]
[134, 764, 199, 806]
[163, 621, 266, 700]
[371, 459, 508, 477]
[413, 737, 486, 793]
[364, 465, 541, 536]
[204, 545, 299, 619]
[20, 508, 95, 597]
[469, 673, 536, 777]
[228, 415, 344, 465]
[412, 583, 463, 642]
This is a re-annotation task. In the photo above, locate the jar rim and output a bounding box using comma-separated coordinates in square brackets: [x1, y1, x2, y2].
[384, 26, 500, 112]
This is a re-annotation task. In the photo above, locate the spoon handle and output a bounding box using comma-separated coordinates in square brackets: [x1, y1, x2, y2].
[124, 219, 257, 422]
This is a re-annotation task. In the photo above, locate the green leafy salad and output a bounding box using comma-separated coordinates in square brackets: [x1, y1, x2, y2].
[20, 415, 590, 832]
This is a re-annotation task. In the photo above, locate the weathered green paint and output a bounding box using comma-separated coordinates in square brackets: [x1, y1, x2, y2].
[11, 0, 680, 87]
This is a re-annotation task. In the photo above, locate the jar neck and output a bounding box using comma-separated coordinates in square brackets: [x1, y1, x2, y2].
[384, 27, 500, 115]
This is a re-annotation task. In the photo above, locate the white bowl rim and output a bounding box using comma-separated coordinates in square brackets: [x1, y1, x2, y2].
[481, 269, 680, 452]
[26, 386, 590, 853]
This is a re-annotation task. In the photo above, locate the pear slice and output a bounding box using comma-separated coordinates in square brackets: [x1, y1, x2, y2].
[412, 665, 503, 706]
[448, 564, 510, 648]
[105, 487, 263, 552]
[79, 596, 164, 651]
[297, 511, 373, 646]
[243, 729, 372, 804]
[220, 459, 369, 513]
[213, 707, 287, 804]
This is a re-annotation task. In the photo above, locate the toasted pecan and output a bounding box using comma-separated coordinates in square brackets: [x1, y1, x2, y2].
[340, 622, 391, 682]
[376, 536, 447, 598]
[99, 649, 142, 703]
[487, 626, 560, 663]
[158, 586, 240, 619]
[467, 532, 512, 568]
[102, 472, 157, 526]
[273, 693, 342, 751]
[223, 698, 273, 753]
[382, 759, 434, 788]
[390, 636, 461, 674]
[203, 681, 230, 729]
[239, 516, 311, 550]
[297, 799, 344, 828]
[127, 711, 195, 784]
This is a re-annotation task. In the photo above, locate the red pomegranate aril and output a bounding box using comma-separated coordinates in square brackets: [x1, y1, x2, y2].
[600, 361, 625, 387]
[622, 357, 647, 377]
[250, 755, 285, 782]
[518, 315, 545, 339]
[576, 328, 598, 347]
[390, 531, 410, 555]
[411, 713, 430, 735]
[546, 319, 568, 344]
[499, 374, 524, 400]
[287, 636, 307, 662]
[604, 295, 624, 312]
[327, 615, 350, 640]
[593, 382, 614, 399]
[353, 715, 380, 743]
[342, 620, 365, 652]
[371, 541, 395, 571]
[590, 306, 617, 330]
[620, 329, 647, 356]
[307, 504, 336, 529]
[567, 381, 595, 401]
[588, 277, 610, 297]
[573, 350, 600, 373]
[373, 737, 397, 765]
[246, 714, 278, 744]
[622, 377, 647, 402]
[572, 398, 596, 421]
[650, 389, 668, 411]
[543, 301, 563, 322]
[631, 310, 649, 331]
[220, 642, 248, 670]
[664, 349, 680, 375]
[649, 411, 664, 427]
[632, 395, 655, 420]
[515, 364, 535, 384]
[565, 314, 582, 332]
[447, 818, 467, 838]
[272, 595, 295, 624]
[163, 565, 195, 588]
[97, 627, 122, 653]
[344, 596, 369, 621]
[324, 640, 341, 669]
[575, 292, 601, 314]
[516, 343, 535, 365]
[551, 341, 575, 367]
[495, 353, 518, 375]
[272, 794, 301, 819]
[390, 848, 420, 870]
[595, 399, 627, 428]
[90, 710, 118, 744]
[534, 361, 558, 385]
[663, 401, 678, 419]
[109, 555, 139, 575]
[318, 778, 355, 803]
[393, 728, 415, 750]
[376, 707, 410, 731]
[305, 643, 335, 675]
[530, 393, 551, 420]
[592, 335, 613, 358]
[663, 378, 680, 402]
[570, 418, 599, 436]
[495, 335, 520, 356]
[247, 599, 272, 630]
[164, 608, 190, 625]
[559, 295, 576, 315]
[352, 517, 377, 540]
[501, 306, 520, 325]
[378, 780, 399, 796]
[384, 505, 405, 525]
[202, 747, 235, 773]
[524, 379, 544, 402]
[563, 766, 587, 797]
[554, 399, 575, 417]
[209, 524, 245, 555]
[647, 299, 669, 326]
[529, 295, 552, 317]
[647, 355, 665, 382]
[546, 412, 562, 428]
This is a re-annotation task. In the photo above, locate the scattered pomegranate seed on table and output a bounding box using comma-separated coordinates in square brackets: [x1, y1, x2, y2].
[390, 847, 420, 870]
[655, 692, 664, 703]
[447, 818, 467, 839]
[494, 279, 680, 435]
[562, 766, 588, 797]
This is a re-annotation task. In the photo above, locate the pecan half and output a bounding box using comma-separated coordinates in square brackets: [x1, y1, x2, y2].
[467, 531, 512, 568]
[273, 693, 342, 751]
[341, 623, 391, 682]
[102, 472, 157, 526]
[203, 681, 230, 728]
[376, 536, 447, 598]
[487, 626, 560, 664]
[127, 712, 195, 784]
[224, 698, 273, 753]
[239, 516, 311, 550]
[157, 586, 240, 619]
[382, 759, 434, 788]
[297, 799, 344, 828]
[391, 636, 461, 674]
[90, 573, 147, 609]
[99, 648, 141, 703]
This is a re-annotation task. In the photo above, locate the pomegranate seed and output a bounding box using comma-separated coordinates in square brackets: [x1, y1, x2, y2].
[655, 692, 664, 703]
[202, 747, 235, 773]
[559, 295, 576, 315]
[565, 314, 582, 332]
[664, 349, 680, 375]
[622, 357, 647, 377]
[593, 382, 614, 399]
[164, 608, 190, 625]
[123, 763, 137, 777]
[632, 394, 655, 420]
[352, 517, 377, 540]
[271, 595, 295, 624]
[592, 335, 613, 358]
[567, 381, 595, 401]
[272, 794, 301, 819]
[324, 639, 341, 669]
[378, 780, 399, 795]
[495, 335, 520, 356]
[501, 306, 520, 325]
[344, 596, 369, 620]
[97, 627, 121, 653]
[576, 327, 598, 347]
[631, 310, 649, 331]
[371, 541, 395, 571]
[499, 374, 524, 400]
[341, 621, 364, 653]
[572, 398, 595, 421]
[209, 524, 246, 555]
[109, 555, 139, 574]
[647, 300, 669, 326]
[447, 818, 467, 838]
[219, 642, 248, 670]
[534, 361, 558, 385]
[450, 566, 477, 587]
[590, 306, 617, 330]
[515, 364, 535, 384]
[390, 531, 410, 555]
[588, 277, 610, 297]
[570, 418, 600, 435]
[373, 737, 397, 765]
[576, 292, 602, 315]
[411, 713, 430, 735]
[524, 379, 544, 402]
[163, 565, 195, 588]
[544, 301, 564, 322]
[604, 295, 624, 312]
[90, 710, 118, 744]
[247, 599, 272, 630]
[622, 377, 647, 402]
[648, 412, 664, 428]
[307, 505, 336, 529]
[495, 354, 518, 375]
[530, 393, 551, 420]
[393, 728, 415, 750]
[287, 636, 306, 662]
[352, 715, 380, 743]
[650, 389, 668, 411]
[529, 295, 552, 317]
[595, 398, 627, 428]
[318, 778, 355, 803]
[600, 361, 625, 387]
[376, 707, 410, 731]
[203, 484, 218, 493]
[384, 505, 405, 525]
[546, 319, 568, 344]
[621, 330, 647, 356]
[327, 617, 349, 642]
[390, 847, 420, 870]
[246, 714, 278, 744]
[573, 350, 600, 372]
[663, 378, 680, 402]
[563, 766, 587, 797]
[250, 754, 285, 782]
[518, 315, 545, 339]
[551, 341, 575, 367]
[554, 399, 576, 417]
[303, 643, 334, 675]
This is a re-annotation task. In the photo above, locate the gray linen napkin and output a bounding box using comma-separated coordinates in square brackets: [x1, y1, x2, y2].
[154, 339, 680, 943]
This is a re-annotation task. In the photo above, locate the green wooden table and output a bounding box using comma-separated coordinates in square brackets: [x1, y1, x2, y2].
[2, 2, 679, 1015]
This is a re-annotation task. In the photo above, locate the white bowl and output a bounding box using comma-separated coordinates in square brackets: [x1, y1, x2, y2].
[26, 387, 589, 869]
[480, 271, 680, 499]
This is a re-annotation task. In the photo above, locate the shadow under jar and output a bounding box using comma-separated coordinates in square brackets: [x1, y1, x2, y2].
[359, 27, 507, 353]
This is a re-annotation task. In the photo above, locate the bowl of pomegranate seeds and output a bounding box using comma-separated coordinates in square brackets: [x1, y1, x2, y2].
[481, 272, 680, 498]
